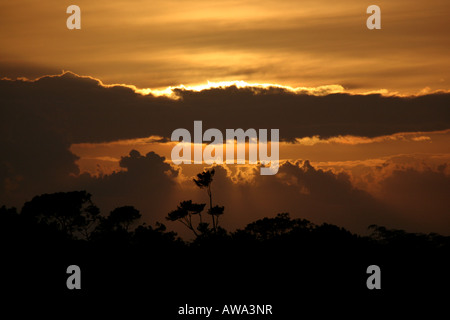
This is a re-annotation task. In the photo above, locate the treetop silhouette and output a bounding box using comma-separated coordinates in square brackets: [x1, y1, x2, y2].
[167, 200, 206, 237]
[167, 169, 225, 236]
[21, 191, 100, 239]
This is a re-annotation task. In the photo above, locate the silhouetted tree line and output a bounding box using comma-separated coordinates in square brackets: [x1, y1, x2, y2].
[2, 188, 449, 252]
[1, 170, 449, 311]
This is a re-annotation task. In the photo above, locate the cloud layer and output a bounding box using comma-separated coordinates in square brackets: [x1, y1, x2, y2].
[2, 72, 450, 145]
[1, 73, 449, 235]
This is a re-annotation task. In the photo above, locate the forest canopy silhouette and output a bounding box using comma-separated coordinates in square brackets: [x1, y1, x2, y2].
[2, 178, 449, 311]
[3, 187, 448, 247]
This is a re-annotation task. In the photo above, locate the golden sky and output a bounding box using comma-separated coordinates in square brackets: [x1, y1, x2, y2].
[1, 0, 449, 94]
[1, 2, 450, 234]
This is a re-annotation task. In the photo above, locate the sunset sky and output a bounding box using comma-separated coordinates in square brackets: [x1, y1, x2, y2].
[1, 1, 450, 236]
[2, 0, 450, 93]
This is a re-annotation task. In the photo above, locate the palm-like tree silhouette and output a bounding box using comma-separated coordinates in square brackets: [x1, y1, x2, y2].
[166, 200, 206, 236]
[193, 169, 224, 232]
[193, 169, 215, 210]
[166, 169, 225, 235]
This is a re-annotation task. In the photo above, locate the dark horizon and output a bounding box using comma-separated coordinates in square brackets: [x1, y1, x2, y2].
[2, 187, 449, 316]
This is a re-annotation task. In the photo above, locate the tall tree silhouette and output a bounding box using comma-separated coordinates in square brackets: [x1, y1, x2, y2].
[193, 169, 224, 232]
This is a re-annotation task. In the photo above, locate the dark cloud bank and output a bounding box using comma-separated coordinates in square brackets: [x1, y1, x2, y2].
[1, 73, 449, 235]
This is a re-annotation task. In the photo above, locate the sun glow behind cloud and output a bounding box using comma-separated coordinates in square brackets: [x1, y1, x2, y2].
[138, 80, 346, 98]
[13, 71, 449, 102]
[70, 129, 450, 178]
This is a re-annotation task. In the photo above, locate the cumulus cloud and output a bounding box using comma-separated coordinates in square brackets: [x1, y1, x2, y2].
[65, 156, 450, 236]
[201, 161, 397, 235]
[358, 160, 450, 234]
[58, 156, 399, 236]
[71, 150, 180, 222]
